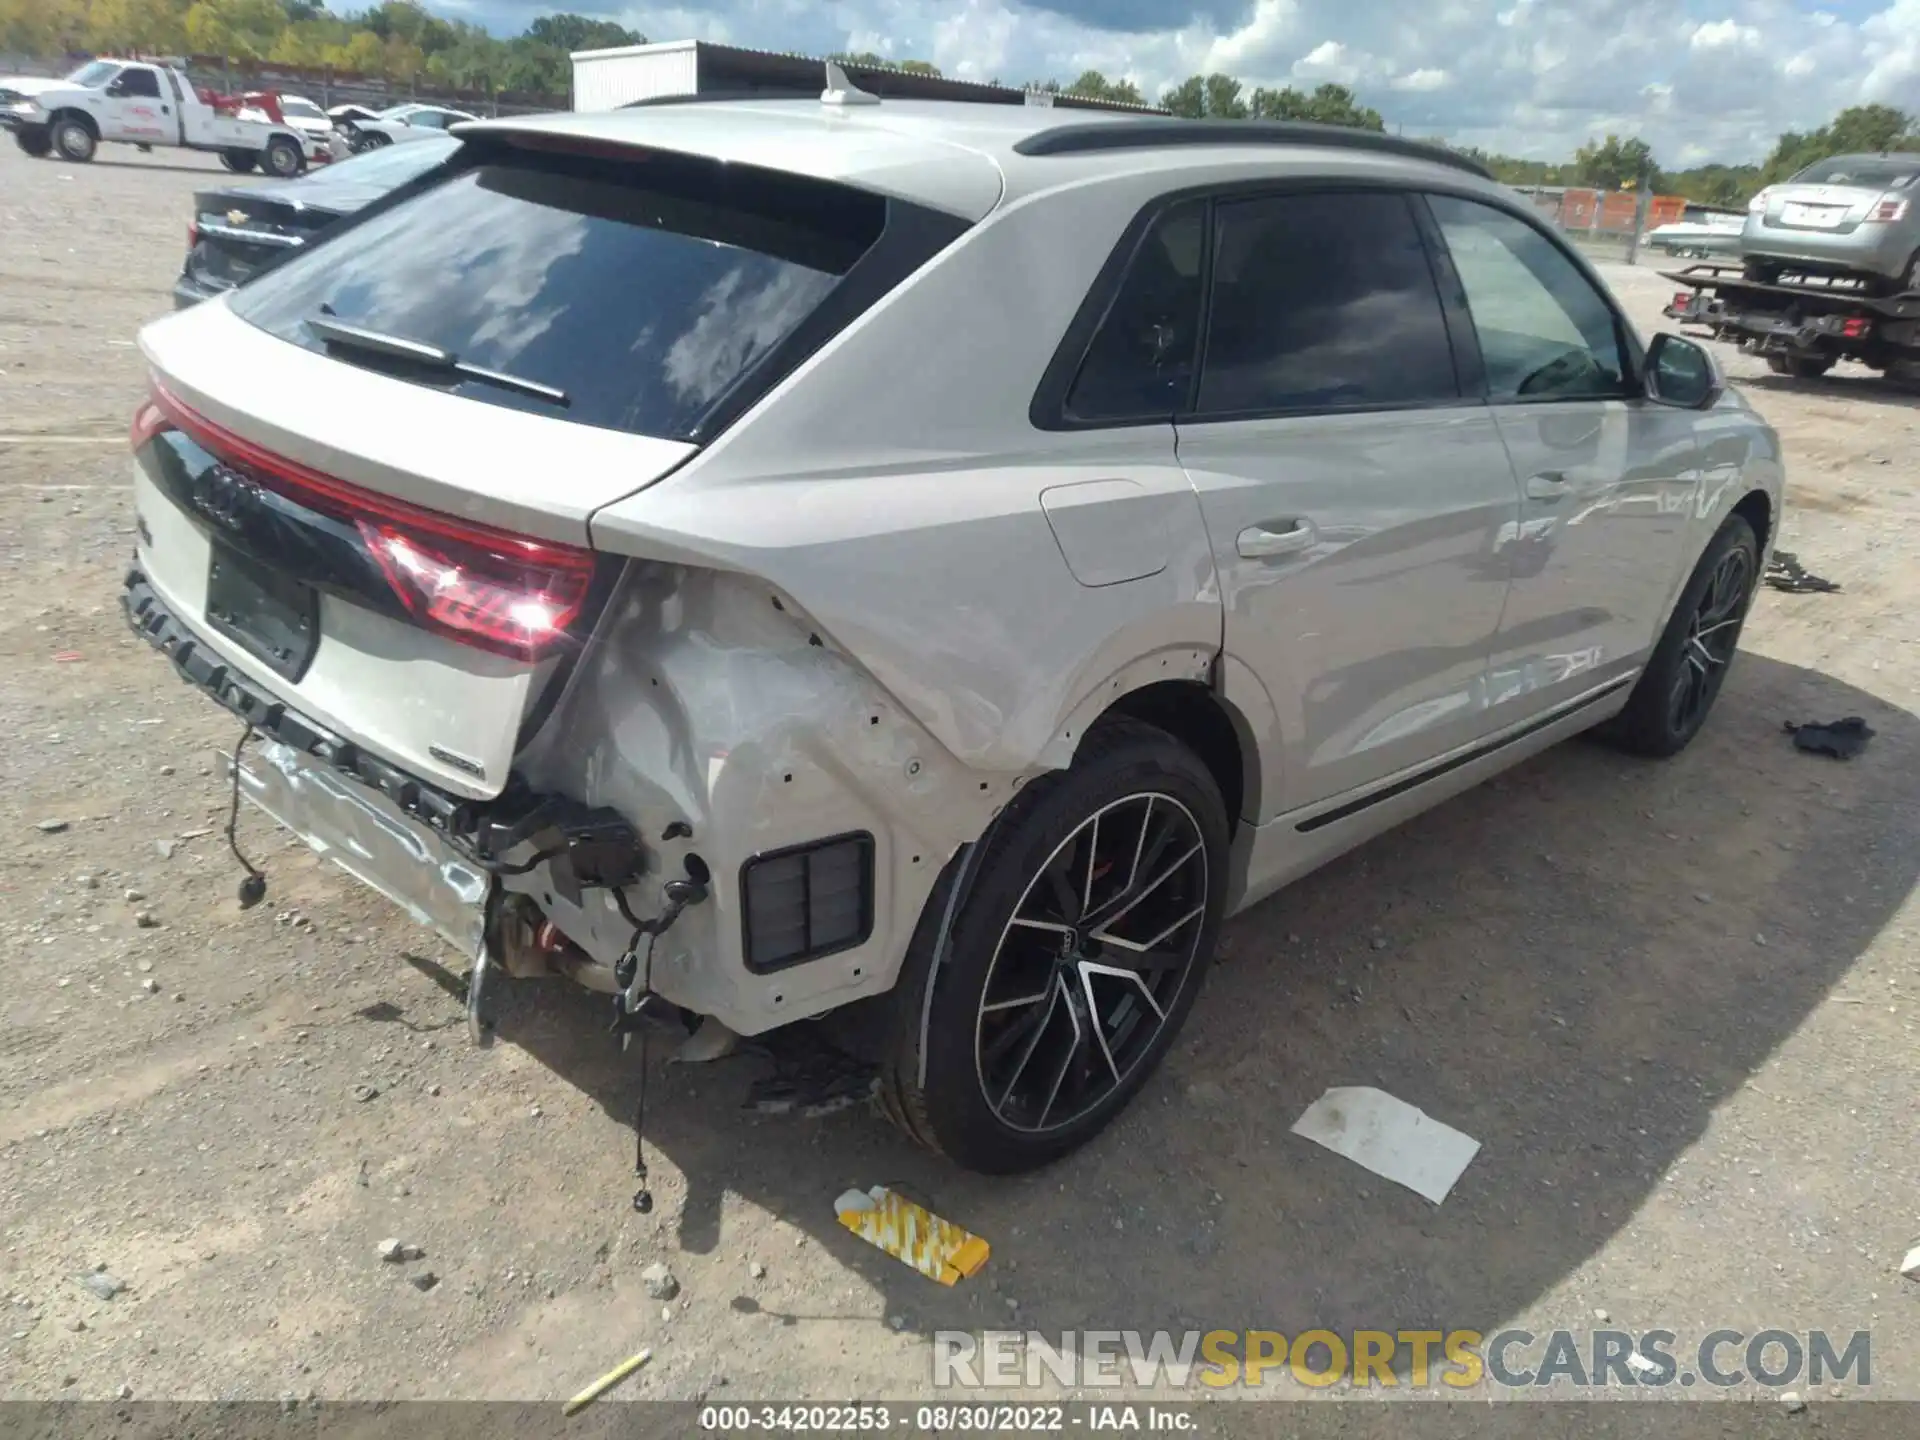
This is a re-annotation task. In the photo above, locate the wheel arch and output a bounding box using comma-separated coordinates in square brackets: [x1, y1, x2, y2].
[1732, 487, 1773, 555]
[1077, 678, 1263, 837]
[49, 107, 99, 139]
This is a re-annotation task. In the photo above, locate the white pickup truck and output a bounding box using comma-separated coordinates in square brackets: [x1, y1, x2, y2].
[0, 58, 317, 176]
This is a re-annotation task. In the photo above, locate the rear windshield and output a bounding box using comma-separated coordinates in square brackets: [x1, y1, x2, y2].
[1789, 156, 1920, 189]
[229, 148, 886, 441]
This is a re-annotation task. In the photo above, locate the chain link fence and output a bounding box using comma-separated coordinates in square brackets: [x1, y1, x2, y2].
[1510, 186, 1681, 266]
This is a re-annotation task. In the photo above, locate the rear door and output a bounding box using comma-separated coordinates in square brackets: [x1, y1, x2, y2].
[1422, 192, 1700, 723]
[1174, 189, 1521, 816]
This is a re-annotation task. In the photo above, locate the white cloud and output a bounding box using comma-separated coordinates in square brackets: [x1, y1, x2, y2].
[462, 0, 1920, 163]
[1690, 19, 1761, 51]
[1291, 39, 1361, 83]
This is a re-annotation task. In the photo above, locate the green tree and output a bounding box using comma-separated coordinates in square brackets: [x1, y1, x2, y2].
[1574, 133, 1659, 189]
[1064, 68, 1143, 106]
[523, 13, 643, 53]
[182, 0, 288, 59]
[1162, 73, 1255, 118]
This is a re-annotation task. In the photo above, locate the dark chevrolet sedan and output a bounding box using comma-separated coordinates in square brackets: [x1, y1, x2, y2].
[176, 134, 460, 308]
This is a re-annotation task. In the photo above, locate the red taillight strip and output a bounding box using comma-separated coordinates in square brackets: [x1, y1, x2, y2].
[137, 379, 599, 660]
[145, 379, 594, 572]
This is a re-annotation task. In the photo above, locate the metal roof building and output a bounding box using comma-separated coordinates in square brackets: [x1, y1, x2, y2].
[569, 40, 1159, 115]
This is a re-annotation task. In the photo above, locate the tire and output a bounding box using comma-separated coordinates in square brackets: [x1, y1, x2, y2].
[50, 116, 96, 163]
[1898, 250, 1920, 297]
[14, 127, 51, 158]
[1600, 514, 1760, 759]
[219, 150, 257, 174]
[1766, 353, 1833, 379]
[878, 717, 1229, 1173]
[263, 136, 302, 178]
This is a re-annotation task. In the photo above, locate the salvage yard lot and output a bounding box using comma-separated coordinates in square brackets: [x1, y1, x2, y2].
[1, 145, 1917, 1407]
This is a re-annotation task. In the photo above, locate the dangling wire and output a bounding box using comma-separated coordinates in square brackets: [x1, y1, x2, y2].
[226, 723, 267, 909]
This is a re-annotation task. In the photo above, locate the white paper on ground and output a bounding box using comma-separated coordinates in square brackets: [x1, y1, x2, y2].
[1290, 1086, 1481, 1204]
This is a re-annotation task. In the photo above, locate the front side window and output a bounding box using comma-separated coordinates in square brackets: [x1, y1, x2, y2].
[1427, 194, 1628, 401]
[1065, 203, 1206, 422]
[115, 68, 161, 98]
[1196, 191, 1459, 416]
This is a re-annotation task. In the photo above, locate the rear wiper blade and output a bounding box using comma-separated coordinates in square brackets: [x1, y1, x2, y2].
[305, 313, 570, 408]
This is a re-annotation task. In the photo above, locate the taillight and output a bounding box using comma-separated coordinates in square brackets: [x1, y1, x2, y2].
[1842, 316, 1872, 339]
[1672, 291, 1693, 310]
[1748, 189, 1770, 213]
[358, 521, 590, 657]
[1870, 195, 1909, 222]
[140, 382, 596, 661]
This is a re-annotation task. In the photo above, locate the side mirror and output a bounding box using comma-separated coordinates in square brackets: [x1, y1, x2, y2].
[1645, 332, 1724, 410]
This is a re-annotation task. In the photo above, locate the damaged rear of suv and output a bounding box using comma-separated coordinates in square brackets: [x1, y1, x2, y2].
[124, 92, 1780, 1176]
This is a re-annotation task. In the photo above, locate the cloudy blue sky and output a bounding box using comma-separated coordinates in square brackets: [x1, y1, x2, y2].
[434, 0, 1920, 164]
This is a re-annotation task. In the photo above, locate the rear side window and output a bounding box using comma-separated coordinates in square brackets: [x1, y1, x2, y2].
[229, 150, 888, 442]
[1065, 203, 1206, 422]
[1196, 192, 1458, 416]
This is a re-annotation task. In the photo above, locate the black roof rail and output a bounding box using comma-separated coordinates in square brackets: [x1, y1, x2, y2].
[1011, 119, 1494, 179]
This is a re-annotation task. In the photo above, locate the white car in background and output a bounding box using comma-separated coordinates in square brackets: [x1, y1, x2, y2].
[1645, 204, 1746, 258]
[328, 101, 477, 156]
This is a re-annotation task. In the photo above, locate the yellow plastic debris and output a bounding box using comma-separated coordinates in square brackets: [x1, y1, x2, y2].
[562, 1346, 652, 1414]
[834, 1186, 990, 1285]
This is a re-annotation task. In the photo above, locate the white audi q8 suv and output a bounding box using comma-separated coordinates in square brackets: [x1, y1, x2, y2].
[122, 80, 1783, 1174]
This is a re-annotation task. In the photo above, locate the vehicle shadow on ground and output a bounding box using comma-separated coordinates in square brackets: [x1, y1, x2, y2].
[485, 650, 1916, 1374]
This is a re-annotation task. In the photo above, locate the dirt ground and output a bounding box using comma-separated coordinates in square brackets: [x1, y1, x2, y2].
[1, 144, 1916, 1410]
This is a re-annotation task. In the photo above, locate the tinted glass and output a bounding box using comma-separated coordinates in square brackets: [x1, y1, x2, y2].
[1196, 192, 1458, 415]
[230, 152, 885, 442]
[407, 111, 450, 130]
[1790, 157, 1920, 189]
[1066, 203, 1205, 422]
[1427, 194, 1628, 401]
[117, 68, 161, 98]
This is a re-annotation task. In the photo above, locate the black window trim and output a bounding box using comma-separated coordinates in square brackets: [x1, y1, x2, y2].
[1413, 187, 1646, 406]
[1031, 175, 1653, 432]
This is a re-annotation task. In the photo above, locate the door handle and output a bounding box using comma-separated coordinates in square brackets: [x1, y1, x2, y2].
[1526, 471, 1573, 501]
[1237, 518, 1317, 559]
